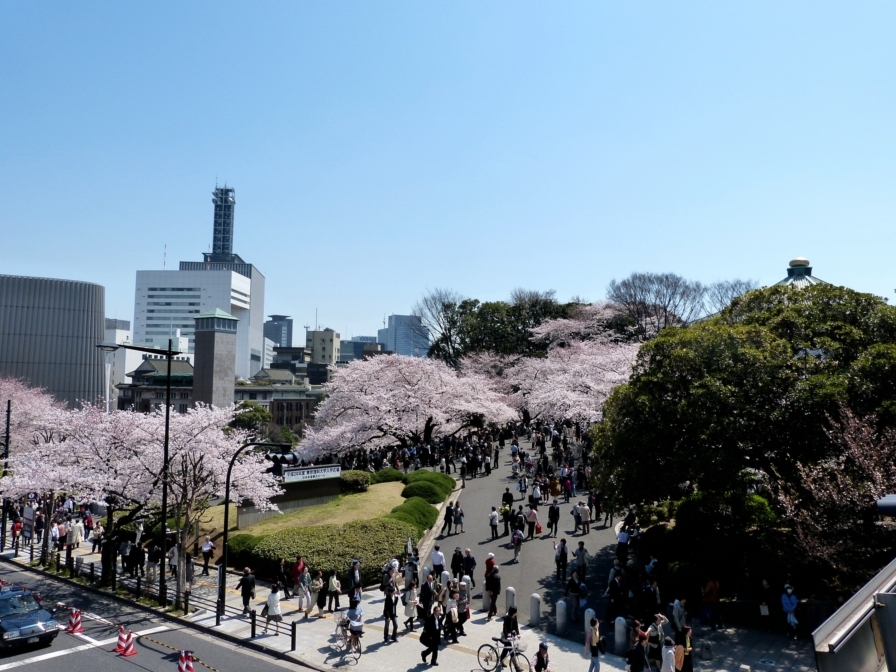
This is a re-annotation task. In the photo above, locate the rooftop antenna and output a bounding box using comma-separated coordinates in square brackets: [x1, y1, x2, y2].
[163, 244, 166, 268]
[315, 308, 318, 331]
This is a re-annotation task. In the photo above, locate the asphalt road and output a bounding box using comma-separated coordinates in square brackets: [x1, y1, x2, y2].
[0, 563, 304, 672]
[434, 442, 618, 633]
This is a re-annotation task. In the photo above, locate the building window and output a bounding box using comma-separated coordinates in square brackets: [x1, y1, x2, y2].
[178, 404, 188, 413]
[249, 393, 257, 400]
[237, 392, 244, 400]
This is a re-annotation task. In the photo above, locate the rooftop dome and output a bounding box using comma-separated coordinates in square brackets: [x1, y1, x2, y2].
[776, 257, 829, 289]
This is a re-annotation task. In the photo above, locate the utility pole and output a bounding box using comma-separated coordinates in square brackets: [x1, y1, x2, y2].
[1, 401, 11, 551]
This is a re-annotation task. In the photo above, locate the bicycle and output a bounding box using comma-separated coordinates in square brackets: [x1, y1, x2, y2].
[331, 617, 363, 661]
[478, 635, 529, 672]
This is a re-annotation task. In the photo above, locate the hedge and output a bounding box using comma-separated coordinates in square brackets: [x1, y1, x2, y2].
[400, 481, 445, 504]
[370, 468, 406, 485]
[386, 496, 438, 534]
[404, 470, 455, 498]
[251, 518, 417, 585]
[340, 470, 371, 493]
[229, 534, 265, 570]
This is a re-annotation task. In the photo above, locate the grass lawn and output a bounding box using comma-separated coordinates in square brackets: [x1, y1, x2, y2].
[198, 481, 407, 540]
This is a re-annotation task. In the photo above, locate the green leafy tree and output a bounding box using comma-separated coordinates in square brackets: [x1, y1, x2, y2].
[230, 401, 273, 437]
[594, 284, 896, 505]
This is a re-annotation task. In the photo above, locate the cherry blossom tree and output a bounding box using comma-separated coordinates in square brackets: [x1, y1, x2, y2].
[462, 302, 639, 424]
[0, 376, 67, 454]
[300, 354, 516, 456]
[1, 395, 281, 603]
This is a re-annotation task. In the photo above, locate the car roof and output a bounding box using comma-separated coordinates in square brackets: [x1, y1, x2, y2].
[0, 587, 31, 597]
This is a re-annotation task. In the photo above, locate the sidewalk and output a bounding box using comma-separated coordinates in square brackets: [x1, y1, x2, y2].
[2, 540, 626, 671]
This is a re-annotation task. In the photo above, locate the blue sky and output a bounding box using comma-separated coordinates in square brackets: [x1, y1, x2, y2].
[2, 2, 894, 338]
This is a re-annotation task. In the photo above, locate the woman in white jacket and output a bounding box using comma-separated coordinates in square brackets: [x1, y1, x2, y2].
[660, 637, 676, 672]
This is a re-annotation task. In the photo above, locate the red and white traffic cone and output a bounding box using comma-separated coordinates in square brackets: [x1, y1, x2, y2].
[113, 625, 127, 652]
[118, 630, 138, 657]
[177, 650, 195, 672]
[66, 608, 84, 634]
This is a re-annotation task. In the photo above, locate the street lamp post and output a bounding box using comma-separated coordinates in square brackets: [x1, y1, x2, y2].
[97, 338, 180, 607]
[0, 401, 11, 551]
[216, 441, 289, 626]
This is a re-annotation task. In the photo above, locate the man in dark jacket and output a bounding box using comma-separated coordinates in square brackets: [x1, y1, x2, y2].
[236, 567, 256, 615]
[485, 567, 501, 621]
[462, 549, 477, 588]
[421, 604, 443, 665]
[548, 499, 561, 538]
[419, 572, 436, 617]
[502, 488, 514, 510]
[130, 542, 146, 578]
[383, 586, 399, 642]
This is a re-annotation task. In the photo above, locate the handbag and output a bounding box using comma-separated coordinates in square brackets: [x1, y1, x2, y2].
[420, 630, 432, 646]
[261, 604, 269, 617]
[535, 523, 543, 535]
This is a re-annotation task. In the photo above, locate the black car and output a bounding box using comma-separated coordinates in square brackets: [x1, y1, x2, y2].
[0, 586, 59, 648]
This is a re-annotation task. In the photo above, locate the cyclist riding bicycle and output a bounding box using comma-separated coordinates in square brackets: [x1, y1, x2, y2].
[343, 599, 364, 648]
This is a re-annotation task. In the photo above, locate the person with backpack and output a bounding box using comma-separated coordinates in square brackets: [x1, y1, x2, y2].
[511, 528, 524, 563]
[553, 538, 569, 581]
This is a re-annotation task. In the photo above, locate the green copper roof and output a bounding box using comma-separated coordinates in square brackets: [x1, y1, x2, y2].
[195, 308, 238, 320]
[774, 257, 831, 289]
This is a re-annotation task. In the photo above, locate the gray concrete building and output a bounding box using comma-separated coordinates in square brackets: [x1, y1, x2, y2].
[192, 309, 238, 408]
[0, 274, 105, 408]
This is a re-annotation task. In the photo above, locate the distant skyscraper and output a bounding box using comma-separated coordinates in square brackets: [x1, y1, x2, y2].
[209, 187, 236, 262]
[264, 315, 293, 347]
[132, 185, 265, 378]
[377, 315, 429, 357]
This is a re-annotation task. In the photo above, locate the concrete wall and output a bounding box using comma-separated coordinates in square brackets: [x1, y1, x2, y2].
[193, 330, 236, 408]
[0, 274, 105, 408]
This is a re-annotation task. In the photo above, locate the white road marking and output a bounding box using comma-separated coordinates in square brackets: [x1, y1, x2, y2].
[0, 625, 170, 670]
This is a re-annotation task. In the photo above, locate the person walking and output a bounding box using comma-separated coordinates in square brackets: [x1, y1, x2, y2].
[585, 617, 604, 672]
[327, 570, 342, 612]
[307, 570, 325, 618]
[453, 504, 465, 534]
[499, 606, 521, 666]
[200, 536, 215, 576]
[276, 558, 293, 599]
[573, 541, 589, 579]
[525, 505, 540, 540]
[119, 539, 132, 574]
[660, 637, 676, 672]
[702, 576, 722, 630]
[403, 579, 419, 631]
[185, 553, 195, 593]
[443, 590, 460, 644]
[383, 586, 399, 642]
[441, 503, 454, 536]
[420, 572, 436, 618]
[462, 549, 477, 588]
[236, 567, 256, 615]
[146, 542, 161, 586]
[71, 518, 84, 549]
[485, 567, 501, 621]
[297, 565, 311, 612]
[263, 584, 282, 634]
[553, 538, 569, 581]
[782, 584, 798, 640]
[90, 522, 104, 554]
[421, 604, 443, 666]
[131, 541, 146, 578]
[450, 547, 464, 582]
[489, 507, 499, 539]
[674, 626, 694, 672]
[566, 570, 583, 621]
[511, 528, 524, 563]
[167, 542, 178, 578]
[548, 499, 560, 537]
[431, 546, 446, 577]
[580, 502, 591, 534]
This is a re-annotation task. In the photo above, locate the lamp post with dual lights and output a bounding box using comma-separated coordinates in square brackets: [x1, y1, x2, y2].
[97, 338, 180, 607]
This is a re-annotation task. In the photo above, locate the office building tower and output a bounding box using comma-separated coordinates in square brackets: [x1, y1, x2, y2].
[305, 328, 340, 365]
[264, 315, 293, 347]
[132, 186, 266, 379]
[0, 274, 105, 408]
[377, 315, 429, 357]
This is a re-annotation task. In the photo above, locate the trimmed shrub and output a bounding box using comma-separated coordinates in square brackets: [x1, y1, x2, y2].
[404, 470, 455, 498]
[251, 518, 417, 585]
[400, 481, 444, 504]
[340, 470, 371, 493]
[370, 468, 407, 485]
[229, 534, 266, 570]
[386, 497, 438, 534]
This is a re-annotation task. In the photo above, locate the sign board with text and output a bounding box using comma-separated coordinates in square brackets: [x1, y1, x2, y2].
[283, 465, 341, 483]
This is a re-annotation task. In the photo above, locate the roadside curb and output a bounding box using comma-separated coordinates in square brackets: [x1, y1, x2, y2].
[415, 474, 462, 573]
[0, 554, 328, 672]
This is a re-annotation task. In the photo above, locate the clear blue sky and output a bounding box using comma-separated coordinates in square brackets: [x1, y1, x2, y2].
[3, 2, 894, 339]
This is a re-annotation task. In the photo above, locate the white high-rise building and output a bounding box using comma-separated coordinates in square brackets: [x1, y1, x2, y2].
[131, 186, 266, 379]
